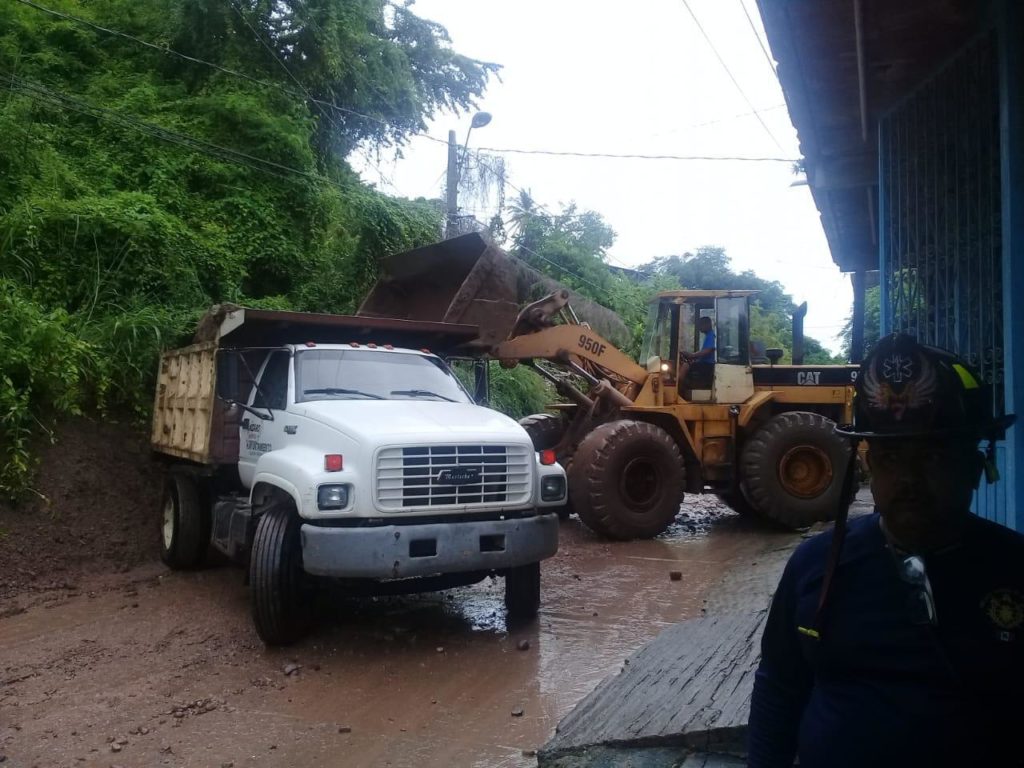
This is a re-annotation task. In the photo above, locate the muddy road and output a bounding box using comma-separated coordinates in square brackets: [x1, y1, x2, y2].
[1, 501, 794, 768]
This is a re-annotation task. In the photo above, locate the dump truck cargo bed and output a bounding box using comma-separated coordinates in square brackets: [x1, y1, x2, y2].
[151, 306, 483, 465]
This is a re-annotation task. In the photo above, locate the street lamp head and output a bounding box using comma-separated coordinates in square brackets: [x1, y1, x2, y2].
[471, 111, 492, 129]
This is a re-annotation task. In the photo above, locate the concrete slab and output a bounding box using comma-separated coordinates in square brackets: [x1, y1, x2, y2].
[538, 488, 875, 767]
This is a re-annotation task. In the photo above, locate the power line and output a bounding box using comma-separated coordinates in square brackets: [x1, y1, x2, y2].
[680, 0, 785, 152]
[4, 72, 347, 190]
[13, 0, 798, 166]
[10, 0, 448, 148]
[641, 103, 787, 139]
[474, 145, 795, 162]
[226, 0, 401, 196]
[739, 0, 778, 79]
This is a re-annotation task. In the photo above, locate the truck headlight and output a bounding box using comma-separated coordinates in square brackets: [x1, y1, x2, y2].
[317, 484, 350, 510]
[541, 475, 566, 502]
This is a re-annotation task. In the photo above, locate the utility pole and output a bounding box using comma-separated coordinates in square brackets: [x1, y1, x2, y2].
[444, 113, 491, 239]
[445, 129, 458, 238]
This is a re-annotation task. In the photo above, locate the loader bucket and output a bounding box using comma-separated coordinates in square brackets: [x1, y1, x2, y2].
[359, 232, 631, 348]
[357, 232, 521, 347]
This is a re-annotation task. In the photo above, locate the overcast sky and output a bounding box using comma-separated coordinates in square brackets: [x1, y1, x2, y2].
[353, 0, 853, 355]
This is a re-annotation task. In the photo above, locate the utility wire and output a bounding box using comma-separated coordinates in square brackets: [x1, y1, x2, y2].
[473, 144, 795, 162]
[10, 0, 448, 147]
[680, 0, 785, 152]
[15, 0, 797, 165]
[739, 0, 778, 78]
[226, 0, 402, 194]
[4, 72, 348, 190]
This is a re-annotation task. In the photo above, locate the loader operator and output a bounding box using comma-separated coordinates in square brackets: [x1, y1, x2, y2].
[748, 333, 1024, 768]
[678, 315, 715, 386]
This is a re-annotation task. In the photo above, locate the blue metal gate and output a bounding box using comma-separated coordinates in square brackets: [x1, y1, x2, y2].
[879, 31, 1004, 415]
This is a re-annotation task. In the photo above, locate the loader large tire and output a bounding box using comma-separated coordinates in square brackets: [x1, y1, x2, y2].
[740, 411, 852, 529]
[569, 420, 685, 540]
[160, 473, 209, 570]
[519, 413, 565, 450]
[250, 500, 310, 646]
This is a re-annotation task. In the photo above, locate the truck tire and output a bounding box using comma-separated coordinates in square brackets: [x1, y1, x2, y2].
[740, 411, 852, 529]
[504, 561, 541, 619]
[520, 413, 573, 520]
[519, 413, 564, 450]
[569, 420, 685, 540]
[250, 500, 310, 646]
[160, 474, 209, 569]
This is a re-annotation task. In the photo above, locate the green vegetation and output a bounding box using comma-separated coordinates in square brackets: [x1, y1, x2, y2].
[0, 0, 847, 500]
[0, 0, 495, 498]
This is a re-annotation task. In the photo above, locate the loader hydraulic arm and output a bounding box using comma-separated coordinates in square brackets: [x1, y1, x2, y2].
[493, 290, 649, 389]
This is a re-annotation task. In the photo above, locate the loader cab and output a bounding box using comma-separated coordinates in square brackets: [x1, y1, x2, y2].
[641, 290, 757, 404]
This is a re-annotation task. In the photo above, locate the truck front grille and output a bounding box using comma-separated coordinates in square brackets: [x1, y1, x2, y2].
[376, 444, 532, 510]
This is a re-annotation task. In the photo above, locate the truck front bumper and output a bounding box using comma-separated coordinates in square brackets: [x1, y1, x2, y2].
[299, 513, 559, 579]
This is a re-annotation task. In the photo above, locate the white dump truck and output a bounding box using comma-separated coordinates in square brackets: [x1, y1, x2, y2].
[151, 306, 564, 645]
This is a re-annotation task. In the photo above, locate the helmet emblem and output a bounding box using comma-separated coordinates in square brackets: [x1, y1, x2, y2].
[883, 354, 914, 384]
[862, 350, 937, 421]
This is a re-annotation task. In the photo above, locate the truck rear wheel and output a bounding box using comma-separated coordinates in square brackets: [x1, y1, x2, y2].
[504, 561, 541, 619]
[740, 411, 852, 529]
[250, 500, 310, 646]
[569, 420, 685, 540]
[160, 474, 209, 570]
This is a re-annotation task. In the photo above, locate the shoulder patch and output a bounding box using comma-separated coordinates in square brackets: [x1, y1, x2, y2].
[981, 589, 1024, 639]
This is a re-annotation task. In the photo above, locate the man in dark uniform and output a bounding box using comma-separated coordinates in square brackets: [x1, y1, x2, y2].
[748, 333, 1024, 767]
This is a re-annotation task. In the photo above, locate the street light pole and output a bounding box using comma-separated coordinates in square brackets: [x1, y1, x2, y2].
[444, 112, 492, 239]
[445, 129, 459, 238]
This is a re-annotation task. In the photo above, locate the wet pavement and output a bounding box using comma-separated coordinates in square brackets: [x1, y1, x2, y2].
[0, 499, 793, 767]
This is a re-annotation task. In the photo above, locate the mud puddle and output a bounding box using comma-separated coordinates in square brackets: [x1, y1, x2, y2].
[0, 498, 789, 768]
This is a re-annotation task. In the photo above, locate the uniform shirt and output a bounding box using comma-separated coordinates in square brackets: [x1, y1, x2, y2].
[695, 329, 715, 364]
[748, 512, 1024, 768]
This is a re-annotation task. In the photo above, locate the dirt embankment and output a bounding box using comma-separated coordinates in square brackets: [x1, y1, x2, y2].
[0, 417, 163, 609]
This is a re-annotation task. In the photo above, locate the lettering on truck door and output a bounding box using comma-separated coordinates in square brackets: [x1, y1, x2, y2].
[237, 350, 291, 487]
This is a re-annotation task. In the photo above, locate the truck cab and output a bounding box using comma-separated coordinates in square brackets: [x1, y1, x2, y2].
[153, 309, 565, 646]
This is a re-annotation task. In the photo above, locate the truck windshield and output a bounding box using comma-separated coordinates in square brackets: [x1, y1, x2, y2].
[294, 350, 472, 404]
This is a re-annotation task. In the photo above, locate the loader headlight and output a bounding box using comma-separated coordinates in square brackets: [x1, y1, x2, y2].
[317, 484, 350, 510]
[541, 475, 566, 502]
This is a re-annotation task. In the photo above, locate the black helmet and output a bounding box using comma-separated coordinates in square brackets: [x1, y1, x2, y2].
[836, 333, 1013, 440]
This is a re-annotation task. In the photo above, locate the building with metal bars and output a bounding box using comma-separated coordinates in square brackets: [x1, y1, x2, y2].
[757, 0, 1023, 531]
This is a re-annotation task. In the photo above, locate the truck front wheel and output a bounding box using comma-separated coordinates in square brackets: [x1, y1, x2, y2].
[250, 500, 310, 646]
[504, 561, 541, 620]
[160, 474, 209, 570]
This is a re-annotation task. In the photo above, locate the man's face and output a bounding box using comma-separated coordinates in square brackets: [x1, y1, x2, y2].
[698, 318, 712, 333]
[867, 437, 982, 540]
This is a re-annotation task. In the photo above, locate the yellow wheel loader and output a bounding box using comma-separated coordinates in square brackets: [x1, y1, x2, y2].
[359, 233, 858, 539]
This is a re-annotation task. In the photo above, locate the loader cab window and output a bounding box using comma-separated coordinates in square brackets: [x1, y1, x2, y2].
[681, 301, 714, 359]
[641, 300, 680, 366]
[252, 351, 290, 410]
[714, 297, 749, 366]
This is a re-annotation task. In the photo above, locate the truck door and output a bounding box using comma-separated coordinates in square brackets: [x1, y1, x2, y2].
[237, 350, 291, 488]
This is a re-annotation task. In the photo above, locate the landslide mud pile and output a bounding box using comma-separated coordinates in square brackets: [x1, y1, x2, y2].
[0, 418, 163, 604]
